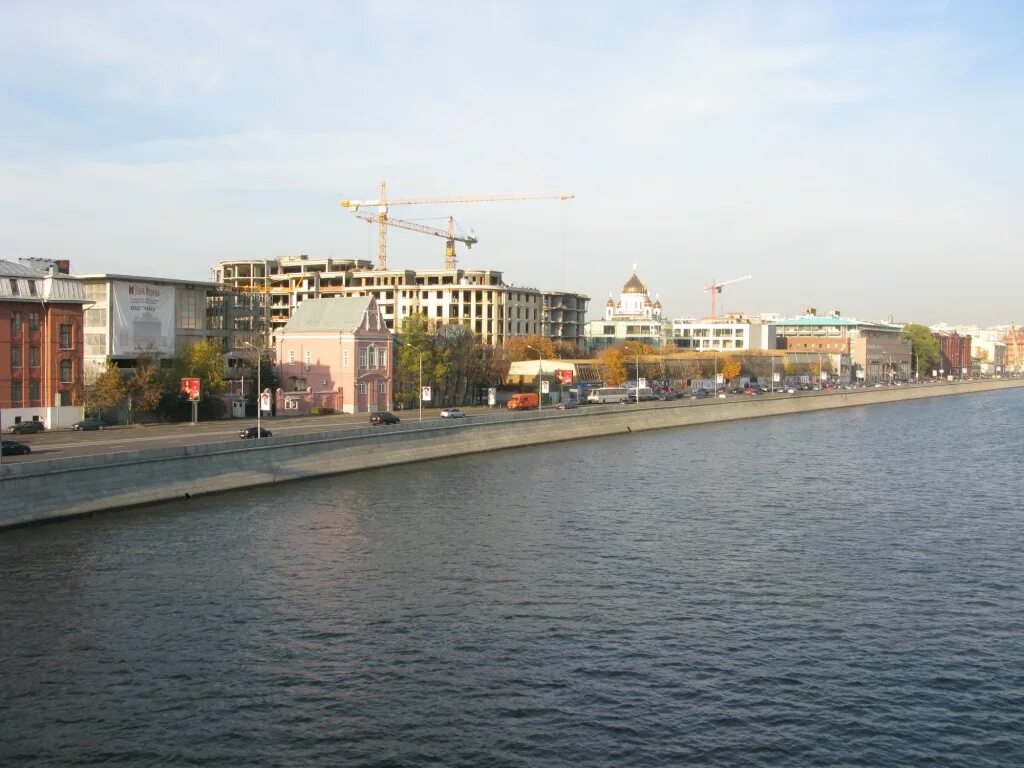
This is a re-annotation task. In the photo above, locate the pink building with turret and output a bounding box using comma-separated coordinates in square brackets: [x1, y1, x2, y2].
[275, 296, 393, 415]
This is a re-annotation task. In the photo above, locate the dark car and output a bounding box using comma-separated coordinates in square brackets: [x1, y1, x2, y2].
[72, 417, 106, 431]
[691, 389, 711, 399]
[239, 426, 272, 439]
[370, 411, 400, 425]
[2, 440, 32, 456]
[7, 420, 44, 434]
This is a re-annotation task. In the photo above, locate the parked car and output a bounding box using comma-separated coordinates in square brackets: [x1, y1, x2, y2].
[239, 426, 272, 439]
[370, 411, 400, 425]
[7, 421, 44, 434]
[557, 399, 580, 410]
[1, 440, 31, 456]
[72, 417, 106, 431]
[691, 389, 711, 399]
[440, 408, 466, 419]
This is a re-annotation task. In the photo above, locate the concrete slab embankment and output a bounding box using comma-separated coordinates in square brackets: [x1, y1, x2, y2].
[2, 379, 1021, 529]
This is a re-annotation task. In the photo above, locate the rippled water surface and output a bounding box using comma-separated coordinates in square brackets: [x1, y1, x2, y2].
[2, 391, 1023, 766]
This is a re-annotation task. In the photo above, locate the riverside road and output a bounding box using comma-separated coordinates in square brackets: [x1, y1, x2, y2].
[1, 380, 998, 464]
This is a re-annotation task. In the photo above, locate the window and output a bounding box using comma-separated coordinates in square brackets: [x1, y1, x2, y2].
[29, 380, 40, 401]
[343, 350, 349, 367]
[9, 278, 19, 295]
[28, 313, 40, 331]
[359, 348, 369, 368]
[60, 324, 73, 349]
[29, 347, 40, 367]
[304, 350, 312, 367]
[60, 359, 72, 383]
[357, 382, 367, 395]
[11, 348, 20, 368]
[11, 380, 21, 403]
[28, 280, 37, 297]
[376, 348, 387, 369]
[378, 381, 387, 394]
[288, 349, 295, 365]
[11, 312, 21, 332]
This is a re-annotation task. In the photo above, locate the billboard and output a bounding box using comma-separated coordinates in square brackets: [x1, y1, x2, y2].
[111, 281, 175, 356]
[555, 369, 573, 385]
[181, 378, 201, 402]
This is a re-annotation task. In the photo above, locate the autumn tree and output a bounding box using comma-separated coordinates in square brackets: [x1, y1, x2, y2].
[86, 363, 127, 415]
[598, 346, 628, 385]
[719, 356, 742, 384]
[174, 339, 226, 394]
[129, 352, 166, 412]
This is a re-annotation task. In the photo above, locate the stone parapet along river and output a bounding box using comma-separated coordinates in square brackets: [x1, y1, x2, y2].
[2, 378, 1022, 529]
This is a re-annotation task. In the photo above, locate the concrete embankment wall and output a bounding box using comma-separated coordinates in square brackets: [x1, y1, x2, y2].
[2, 379, 1022, 529]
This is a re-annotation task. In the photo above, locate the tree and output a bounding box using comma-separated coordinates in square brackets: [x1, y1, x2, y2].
[719, 356, 742, 384]
[129, 353, 165, 412]
[86, 363, 127, 415]
[902, 323, 940, 377]
[176, 340, 226, 394]
[597, 346, 628, 385]
[502, 335, 557, 362]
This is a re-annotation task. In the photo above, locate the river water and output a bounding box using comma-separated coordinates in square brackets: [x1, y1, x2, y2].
[2, 390, 1023, 767]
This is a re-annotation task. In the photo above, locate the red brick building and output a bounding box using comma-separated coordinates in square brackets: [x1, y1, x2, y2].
[932, 331, 973, 378]
[1, 259, 88, 431]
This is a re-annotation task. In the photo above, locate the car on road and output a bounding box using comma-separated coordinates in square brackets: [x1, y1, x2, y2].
[239, 426, 272, 439]
[440, 407, 466, 418]
[557, 399, 580, 410]
[370, 411, 400, 425]
[691, 389, 711, 399]
[1, 440, 31, 456]
[72, 417, 107, 431]
[7, 421, 44, 434]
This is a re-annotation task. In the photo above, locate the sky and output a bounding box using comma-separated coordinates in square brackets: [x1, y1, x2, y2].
[1, 1, 1022, 326]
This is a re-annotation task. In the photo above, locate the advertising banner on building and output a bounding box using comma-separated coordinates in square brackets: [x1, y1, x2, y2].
[181, 378, 201, 402]
[555, 369, 573, 385]
[111, 281, 176, 355]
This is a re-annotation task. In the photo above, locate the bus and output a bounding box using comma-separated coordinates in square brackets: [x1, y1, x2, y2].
[627, 387, 655, 402]
[587, 387, 630, 404]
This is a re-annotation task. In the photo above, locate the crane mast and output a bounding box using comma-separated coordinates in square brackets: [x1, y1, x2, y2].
[342, 180, 573, 270]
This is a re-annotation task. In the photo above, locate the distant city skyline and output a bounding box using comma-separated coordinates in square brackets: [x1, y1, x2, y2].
[2, 1, 1022, 326]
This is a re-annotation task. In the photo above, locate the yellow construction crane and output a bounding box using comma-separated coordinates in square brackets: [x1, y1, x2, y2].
[353, 212, 478, 270]
[341, 180, 573, 270]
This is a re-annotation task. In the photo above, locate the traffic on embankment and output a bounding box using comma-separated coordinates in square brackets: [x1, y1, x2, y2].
[2, 378, 1022, 529]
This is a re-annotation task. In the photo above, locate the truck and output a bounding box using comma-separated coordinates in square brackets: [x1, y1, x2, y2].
[506, 392, 540, 411]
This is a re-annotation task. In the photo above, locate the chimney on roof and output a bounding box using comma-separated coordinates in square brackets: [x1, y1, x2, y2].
[805, 307, 817, 316]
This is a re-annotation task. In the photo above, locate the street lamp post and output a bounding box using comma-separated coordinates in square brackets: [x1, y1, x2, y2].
[714, 351, 719, 398]
[526, 345, 542, 410]
[770, 355, 775, 394]
[406, 343, 424, 422]
[912, 352, 919, 383]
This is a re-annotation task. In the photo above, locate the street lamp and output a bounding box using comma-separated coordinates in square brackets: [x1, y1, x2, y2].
[526, 345, 543, 410]
[714, 350, 719, 398]
[912, 352, 919, 383]
[405, 342, 424, 422]
[241, 340, 264, 438]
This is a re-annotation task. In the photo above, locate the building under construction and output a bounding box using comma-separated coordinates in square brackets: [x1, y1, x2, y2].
[211, 255, 588, 350]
